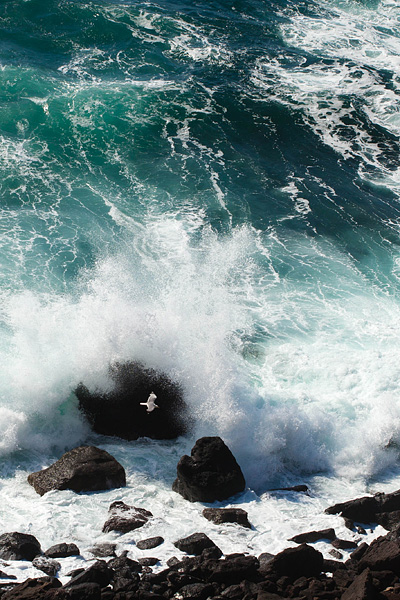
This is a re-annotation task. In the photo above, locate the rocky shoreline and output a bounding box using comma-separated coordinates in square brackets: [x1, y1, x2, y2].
[1, 437, 400, 599]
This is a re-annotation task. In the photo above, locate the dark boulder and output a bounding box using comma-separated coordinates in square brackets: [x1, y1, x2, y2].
[102, 501, 152, 534]
[45, 543, 80, 558]
[28, 446, 126, 496]
[266, 544, 324, 579]
[172, 437, 246, 502]
[341, 568, 375, 600]
[0, 532, 41, 561]
[64, 560, 113, 589]
[357, 532, 400, 574]
[136, 537, 164, 550]
[203, 508, 251, 529]
[326, 489, 400, 528]
[76, 361, 189, 440]
[1, 577, 62, 600]
[174, 533, 222, 556]
[88, 543, 116, 558]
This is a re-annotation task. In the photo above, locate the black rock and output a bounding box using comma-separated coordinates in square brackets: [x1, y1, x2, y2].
[28, 446, 126, 496]
[331, 538, 358, 550]
[45, 543, 80, 558]
[102, 501, 152, 534]
[1, 576, 62, 600]
[63, 582, 101, 599]
[266, 544, 324, 579]
[64, 560, 113, 589]
[138, 557, 159, 567]
[107, 556, 142, 574]
[32, 556, 60, 576]
[176, 582, 216, 599]
[203, 508, 251, 528]
[136, 537, 164, 550]
[207, 555, 260, 585]
[76, 361, 189, 441]
[289, 528, 336, 544]
[172, 437, 246, 502]
[174, 533, 222, 556]
[0, 533, 42, 561]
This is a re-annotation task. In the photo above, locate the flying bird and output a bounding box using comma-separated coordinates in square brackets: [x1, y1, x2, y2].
[140, 392, 159, 413]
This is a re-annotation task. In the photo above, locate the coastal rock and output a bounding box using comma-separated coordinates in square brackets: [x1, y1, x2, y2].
[202, 508, 251, 528]
[266, 543, 324, 579]
[102, 501, 152, 534]
[172, 437, 246, 502]
[341, 568, 375, 600]
[27, 446, 126, 496]
[173, 533, 222, 556]
[0, 532, 41, 561]
[88, 543, 116, 558]
[32, 556, 61, 577]
[45, 543, 80, 558]
[136, 537, 164, 550]
[64, 560, 113, 589]
[357, 532, 400, 574]
[1, 577, 62, 600]
[289, 528, 336, 544]
[207, 555, 259, 585]
[326, 489, 400, 529]
[76, 361, 189, 441]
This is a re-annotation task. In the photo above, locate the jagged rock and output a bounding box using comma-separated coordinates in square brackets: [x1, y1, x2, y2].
[202, 508, 251, 528]
[28, 446, 126, 496]
[172, 437, 246, 502]
[174, 533, 222, 556]
[32, 556, 60, 576]
[64, 560, 113, 589]
[45, 543, 80, 558]
[326, 489, 400, 528]
[76, 361, 189, 440]
[107, 555, 142, 574]
[136, 537, 164, 550]
[341, 568, 375, 600]
[266, 544, 324, 579]
[102, 501, 152, 534]
[1, 577, 62, 600]
[176, 582, 216, 599]
[0, 533, 41, 561]
[331, 538, 358, 550]
[357, 531, 400, 574]
[289, 528, 336, 544]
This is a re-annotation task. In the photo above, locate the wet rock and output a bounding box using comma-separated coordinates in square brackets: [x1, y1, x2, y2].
[28, 446, 126, 496]
[331, 538, 358, 550]
[87, 543, 116, 558]
[76, 361, 189, 441]
[45, 543, 80, 559]
[202, 508, 251, 529]
[174, 533, 221, 556]
[357, 532, 400, 574]
[207, 555, 260, 585]
[64, 582, 101, 599]
[175, 582, 216, 599]
[136, 537, 164, 550]
[107, 555, 142, 575]
[138, 557, 159, 567]
[172, 437, 245, 503]
[289, 528, 336, 544]
[32, 556, 60, 577]
[329, 549, 343, 560]
[0, 533, 41, 561]
[102, 501, 152, 534]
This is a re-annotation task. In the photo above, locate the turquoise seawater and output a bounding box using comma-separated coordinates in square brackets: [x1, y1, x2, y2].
[1, 0, 400, 497]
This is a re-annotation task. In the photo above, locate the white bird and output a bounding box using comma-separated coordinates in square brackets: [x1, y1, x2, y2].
[140, 392, 159, 413]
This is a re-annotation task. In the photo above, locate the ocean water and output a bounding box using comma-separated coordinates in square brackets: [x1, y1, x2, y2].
[1, 0, 400, 579]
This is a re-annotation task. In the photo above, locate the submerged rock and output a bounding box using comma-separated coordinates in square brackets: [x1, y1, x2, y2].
[202, 507, 251, 528]
[102, 501, 153, 534]
[172, 437, 246, 502]
[76, 361, 189, 441]
[27, 446, 126, 496]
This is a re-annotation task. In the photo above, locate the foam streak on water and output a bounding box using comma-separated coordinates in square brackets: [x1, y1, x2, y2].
[0, 0, 400, 575]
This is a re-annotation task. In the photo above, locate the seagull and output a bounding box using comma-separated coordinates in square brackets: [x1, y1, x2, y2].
[140, 392, 159, 413]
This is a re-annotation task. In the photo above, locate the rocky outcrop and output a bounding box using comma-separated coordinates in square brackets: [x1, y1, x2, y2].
[76, 361, 189, 441]
[0, 532, 41, 561]
[102, 501, 152, 534]
[27, 446, 126, 496]
[325, 488, 400, 529]
[172, 437, 246, 502]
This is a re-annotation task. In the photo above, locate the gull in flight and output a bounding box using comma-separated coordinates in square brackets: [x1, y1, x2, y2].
[140, 392, 159, 412]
